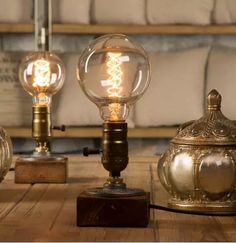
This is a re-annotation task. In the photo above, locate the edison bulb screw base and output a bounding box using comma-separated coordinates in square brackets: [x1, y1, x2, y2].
[77, 122, 150, 227]
[15, 106, 68, 184]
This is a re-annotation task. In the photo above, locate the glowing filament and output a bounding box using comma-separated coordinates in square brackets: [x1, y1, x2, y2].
[106, 53, 123, 97]
[33, 59, 51, 89]
[106, 52, 123, 121]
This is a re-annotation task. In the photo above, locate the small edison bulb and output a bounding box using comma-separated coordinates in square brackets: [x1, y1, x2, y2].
[77, 34, 150, 122]
[19, 52, 65, 106]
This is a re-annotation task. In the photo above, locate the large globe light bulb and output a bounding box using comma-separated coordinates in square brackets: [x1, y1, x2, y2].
[19, 52, 65, 106]
[77, 34, 150, 122]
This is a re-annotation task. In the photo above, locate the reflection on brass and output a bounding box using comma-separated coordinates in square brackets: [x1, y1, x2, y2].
[32, 106, 51, 153]
[102, 122, 128, 188]
[15, 105, 67, 184]
[158, 90, 236, 212]
[85, 122, 145, 196]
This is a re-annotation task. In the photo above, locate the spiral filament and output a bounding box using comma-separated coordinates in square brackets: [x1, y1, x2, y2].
[33, 59, 51, 89]
[106, 53, 123, 98]
[106, 52, 123, 121]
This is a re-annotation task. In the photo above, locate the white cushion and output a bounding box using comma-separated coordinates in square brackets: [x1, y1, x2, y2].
[53, 0, 90, 24]
[0, 0, 32, 23]
[0, 52, 32, 126]
[206, 47, 236, 119]
[135, 47, 210, 127]
[56, 53, 135, 127]
[147, 0, 214, 25]
[92, 0, 146, 25]
[214, 0, 236, 24]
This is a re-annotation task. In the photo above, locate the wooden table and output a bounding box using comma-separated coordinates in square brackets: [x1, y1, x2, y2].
[0, 155, 235, 242]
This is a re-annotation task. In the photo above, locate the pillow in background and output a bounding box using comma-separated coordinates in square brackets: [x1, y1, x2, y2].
[92, 0, 146, 25]
[0, 0, 33, 23]
[214, 0, 236, 24]
[147, 0, 214, 25]
[207, 47, 236, 119]
[0, 52, 32, 126]
[135, 47, 210, 127]
[52, 0, 90, 24]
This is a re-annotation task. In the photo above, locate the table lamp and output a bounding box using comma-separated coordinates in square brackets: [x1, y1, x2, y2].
[76, 34, 151, 227]
[15, 0, 68, 183]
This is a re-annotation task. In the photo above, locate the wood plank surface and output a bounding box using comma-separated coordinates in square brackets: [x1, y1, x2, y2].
[1, 23, 236, 35]
[0, 155, 235, 241]
[52, 24, 236, 35]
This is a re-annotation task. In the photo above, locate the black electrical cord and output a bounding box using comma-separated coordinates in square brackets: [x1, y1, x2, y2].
[149, 204, 236, 217]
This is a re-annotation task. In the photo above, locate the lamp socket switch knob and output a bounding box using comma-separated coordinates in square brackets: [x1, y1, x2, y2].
[83, 147, 101, 157]
[53, 125, 66, 132]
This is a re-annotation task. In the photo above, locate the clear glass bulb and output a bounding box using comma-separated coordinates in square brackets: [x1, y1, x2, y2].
[19, 52, 65, 106]
[77, 34, 150, 122]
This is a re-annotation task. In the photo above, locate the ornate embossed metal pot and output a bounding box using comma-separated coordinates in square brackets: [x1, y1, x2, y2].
[158, 90, 236, 212]
[0, 127, 12, 182]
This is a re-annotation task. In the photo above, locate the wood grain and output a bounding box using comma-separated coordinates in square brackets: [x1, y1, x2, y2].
[0, 156, 235, 241]
[15, 157, 68, 183]
[1, 23, 236, 35]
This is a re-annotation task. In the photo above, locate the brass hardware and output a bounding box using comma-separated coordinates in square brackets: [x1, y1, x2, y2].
[86, 122, 145, 196]
[32, 106, 51, 153]
[102, 122, 128, 177]
[102, 122, 128, 189]
[158, 89, 236, 212]
[173, 89, 236, 146]
[15, 105, 68, 183]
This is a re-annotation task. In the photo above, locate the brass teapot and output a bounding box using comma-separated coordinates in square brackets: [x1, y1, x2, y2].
[158, 90, 236, 212]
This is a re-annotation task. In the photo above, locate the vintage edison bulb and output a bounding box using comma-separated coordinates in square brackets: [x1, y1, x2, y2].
[19, 52, 65, 106]
[77, 34, 150, 122]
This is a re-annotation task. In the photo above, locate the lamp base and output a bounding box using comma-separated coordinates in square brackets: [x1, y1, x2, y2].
[15, 154, 68, 183]
[77, 190, 150, 227]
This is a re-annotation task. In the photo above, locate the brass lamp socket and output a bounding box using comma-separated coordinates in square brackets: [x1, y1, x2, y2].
[86, 122, 145, 196]
[102, 122, 128, 178]
[32, 106, 51, 153]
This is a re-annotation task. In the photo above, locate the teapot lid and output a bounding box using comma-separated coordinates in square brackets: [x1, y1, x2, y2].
[172, 89, 236, 146]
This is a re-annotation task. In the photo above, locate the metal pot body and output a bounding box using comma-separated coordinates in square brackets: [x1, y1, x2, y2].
[0, 127, 12, 182]
[158, 143, 236, 212]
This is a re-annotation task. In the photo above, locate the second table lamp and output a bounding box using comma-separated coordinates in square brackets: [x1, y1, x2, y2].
[15, 0, 68, 184]
[15, 52, 67, 183]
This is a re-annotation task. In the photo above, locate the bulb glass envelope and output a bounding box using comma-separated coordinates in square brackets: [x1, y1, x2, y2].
[19, 52, 65, 106]
[77, 34, 150, 122]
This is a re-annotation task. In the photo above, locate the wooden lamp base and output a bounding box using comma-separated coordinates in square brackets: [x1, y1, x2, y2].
[15, 156, 68, 184]
[77, 191, 150, 227]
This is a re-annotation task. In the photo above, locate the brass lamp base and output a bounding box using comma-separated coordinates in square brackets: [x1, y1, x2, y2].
[15, 153, 68, 184]
[168, 199, 236, 214]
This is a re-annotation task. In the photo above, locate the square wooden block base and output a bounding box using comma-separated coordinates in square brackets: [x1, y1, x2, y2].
[15, 157, 68, 184]
[77, 191, 150, 227]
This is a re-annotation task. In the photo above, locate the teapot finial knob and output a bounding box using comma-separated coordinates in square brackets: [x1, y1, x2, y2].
[207, 89, 221, 111]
